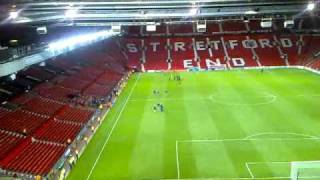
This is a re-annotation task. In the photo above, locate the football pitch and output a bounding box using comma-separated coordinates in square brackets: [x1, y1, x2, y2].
[68, 68, 320, 180]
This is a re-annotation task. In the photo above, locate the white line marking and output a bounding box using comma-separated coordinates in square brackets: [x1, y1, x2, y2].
[247, 161, 290, 165]
[245, 162, 254, 179]
[161, 176, 320, 180]
[86, 74, 141, 180]
[244, 132, 319, 140]
[176, 141, 181, 179]
[178, 137, 320, 143]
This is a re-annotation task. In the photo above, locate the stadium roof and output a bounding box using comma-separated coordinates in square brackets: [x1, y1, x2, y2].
[0, 0, 318, 27]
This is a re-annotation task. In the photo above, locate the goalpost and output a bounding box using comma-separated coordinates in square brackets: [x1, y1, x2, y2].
[290, 161, 320, 180]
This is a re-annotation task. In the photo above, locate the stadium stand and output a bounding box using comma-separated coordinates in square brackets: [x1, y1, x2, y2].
[1, 138, 66, 176]
[0, 2, 319, 178]
[222, 20, 247, 32]
[0, 37, 128, 178]
[34, 119, 82, 144]
[250, 34, 286, 66]
[22, 97, 63, 116]
[0, 130, 25, 161]
[0, 109, 48, 135]
[124, 32, 320, 71]
[55, 106, 93, 124]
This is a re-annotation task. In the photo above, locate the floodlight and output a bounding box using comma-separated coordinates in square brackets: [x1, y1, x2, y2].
[39, 62, 46, 67]
[197, 20, 206, 32]
[112, 25, 121, 33]
[189, 8, 198, 16]
[146, 24, 156, 32]
[261, 18, 272, 28]
[9, 74, 16, 81]
[307, 2, 315, 11]
[9, 11, 19, 19]
[245, 10, 257, 15]
[48, 30, 119, 52]
[65, 9, 78, 18]
[37, 26, 47, 35]
[284, 20, 294, 28]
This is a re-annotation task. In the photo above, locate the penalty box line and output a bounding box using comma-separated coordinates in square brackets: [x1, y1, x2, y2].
[175, 137, 320, 180]
[246, 162, 320, 180]
[245, 161, 290, 179]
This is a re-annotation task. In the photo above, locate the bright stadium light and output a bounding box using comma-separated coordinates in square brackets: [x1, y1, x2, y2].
[65, 8, 78, 18]
[9, 73, 16, 81]
[48, 30, 119, 52]
[245, 10, 258, 15]
[307, 2, 315, 11]
[9, 11, 19, 19]
[189, 7, 198, 16]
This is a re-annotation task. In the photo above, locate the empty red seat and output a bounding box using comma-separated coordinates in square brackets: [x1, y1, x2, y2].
[34, 120, 82, 144]
[23, 97, 63, 116]
[55, 106, 93, 124]
[2, 140, 65, 176]
[38, 85, 79, 103]
[0, 110, 48, 135]
[0, 130, 25, 160]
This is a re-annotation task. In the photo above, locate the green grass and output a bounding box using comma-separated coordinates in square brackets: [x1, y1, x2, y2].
[67, 69, 320, 180]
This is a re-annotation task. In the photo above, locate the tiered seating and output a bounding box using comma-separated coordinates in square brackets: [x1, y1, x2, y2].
[96, 71, 122, 85]
[10, 94, 32, 105]
[0, 130, 25, 160]
[223, 21, 246, 32]
[171, 37, 195, 70]
[306, 56, 320, 70]
[105, 57, 127, 73]
[22, 97, 63, 116]
[144, 38, 168, 70]
[56, 106, 93, 124]
[125, 34, 313, 70]
[50, 75, 67, 84]
[280, 35, 299, 65]
[33, 82, 54, 93]
[71, 70, 98, 82]
[170, 24, 194, 34]
[245, 34, 285, 66]
[0, 107, 11, 119]
[83, 83, 112, 97]
[302, 36, 320, 59]
[248, 20, 272, 32]
[224, 35, 258, 67]
[194, 37, 228, 69]
[125, 26, 141, 35]
[79, 67, 104, 78]
[126, 38, 142, 69]
[1, 140, 65, 176]
[59, 77, 90, 91]
[207, 22, 220, 33]
[0, 110, 48, 135]
[38, 85, 79, 103]
[34, 120, 82, 144]
[0, 38, 127, 177]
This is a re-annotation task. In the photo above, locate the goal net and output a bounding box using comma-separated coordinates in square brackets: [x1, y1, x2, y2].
[290, 161, 320, 180]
